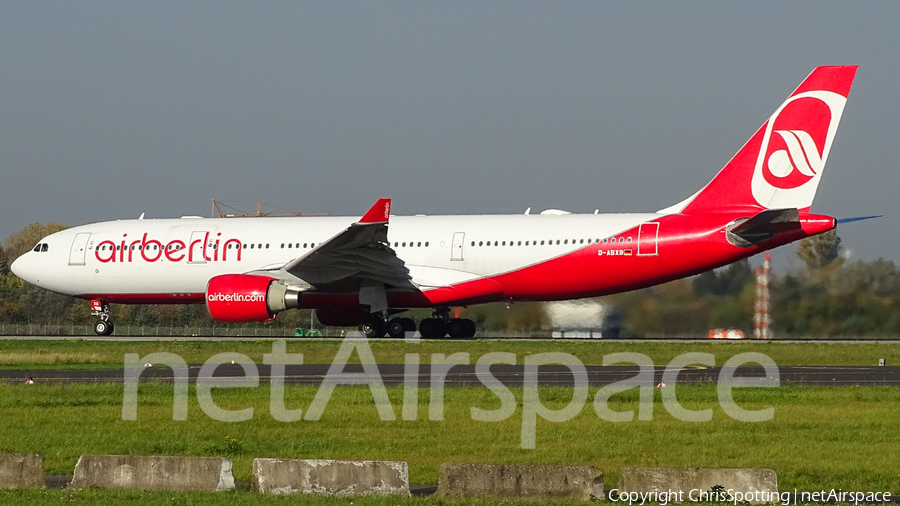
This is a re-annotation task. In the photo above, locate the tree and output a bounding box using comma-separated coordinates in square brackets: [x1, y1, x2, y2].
[0, 245, 8, 276]
[4, 222, 69, 264]
[693, 259, 754, 297]
[797, 230, 842, 270]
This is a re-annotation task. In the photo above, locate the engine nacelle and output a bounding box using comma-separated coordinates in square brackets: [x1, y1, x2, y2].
[206, 274, 303, 323]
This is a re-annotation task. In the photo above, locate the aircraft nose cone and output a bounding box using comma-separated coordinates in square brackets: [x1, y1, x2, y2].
[10, 254, 34, 283]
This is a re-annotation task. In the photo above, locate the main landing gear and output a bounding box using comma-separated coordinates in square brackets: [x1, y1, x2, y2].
[91, 300, 114, 336]
[359, 312, 416, 339]
[359, 308, 476, 339]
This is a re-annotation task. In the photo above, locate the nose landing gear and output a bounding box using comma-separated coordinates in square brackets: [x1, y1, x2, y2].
[91, 300, 114, 336]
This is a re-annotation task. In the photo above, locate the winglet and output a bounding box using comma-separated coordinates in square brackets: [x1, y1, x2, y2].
[359, 198, 391, 224]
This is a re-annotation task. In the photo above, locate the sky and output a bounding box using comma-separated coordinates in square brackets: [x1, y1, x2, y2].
[1, 2, 897, 268]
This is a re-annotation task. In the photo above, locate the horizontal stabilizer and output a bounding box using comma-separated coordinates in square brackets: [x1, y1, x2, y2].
[727, 208, 800, 247]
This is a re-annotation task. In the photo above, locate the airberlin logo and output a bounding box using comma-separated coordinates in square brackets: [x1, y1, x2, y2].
[94, 232, 242, 264]
[750, 90, 847, 208]
[207, 292, 264, 303]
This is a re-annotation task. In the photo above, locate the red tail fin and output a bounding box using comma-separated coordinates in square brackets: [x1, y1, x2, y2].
[662, 66, 857, 215]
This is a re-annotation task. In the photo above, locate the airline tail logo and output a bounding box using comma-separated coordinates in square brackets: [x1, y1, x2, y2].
[751, 90, 847, 209]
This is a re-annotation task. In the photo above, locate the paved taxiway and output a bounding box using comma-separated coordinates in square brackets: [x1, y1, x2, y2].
[2, 364, 899, 387]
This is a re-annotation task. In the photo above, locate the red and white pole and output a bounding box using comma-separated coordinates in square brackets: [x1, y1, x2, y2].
[753, 253, 771, 340]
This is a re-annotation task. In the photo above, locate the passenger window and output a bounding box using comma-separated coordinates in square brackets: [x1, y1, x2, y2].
[540, 240, 545, 245]
[425, 242, 429, 247]
[556, 240, 560, 245]
[250, 244, 255, 249]
[479, 241, 483, 246]
[619, 237, 624, 244]
[402, 242, 406, 247]
[564, 239, 568, 245]
[265, 244, 269, 249]
[502, 241, 506, 246]
[627, 237, 632, 243]
[471, 241, 475, 247]
[417, 242, 421, 247]
[518, 241, 522, 246]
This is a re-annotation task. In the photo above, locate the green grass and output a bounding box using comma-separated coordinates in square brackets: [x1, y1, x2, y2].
[0, 382, 898, 492]
[1, 339, 900, 369]
[0, 489, 595, 506]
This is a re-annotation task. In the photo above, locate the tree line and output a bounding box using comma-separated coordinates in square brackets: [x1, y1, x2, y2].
[0, 223, 893, 337]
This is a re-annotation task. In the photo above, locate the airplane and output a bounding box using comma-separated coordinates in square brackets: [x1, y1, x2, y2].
[11, 65, 858, 338]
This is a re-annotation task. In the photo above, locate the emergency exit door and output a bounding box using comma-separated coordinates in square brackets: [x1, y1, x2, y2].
[451, 232, 465, 261]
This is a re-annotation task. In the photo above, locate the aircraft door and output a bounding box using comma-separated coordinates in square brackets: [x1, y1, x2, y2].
[451, 232, 465, 261]
[637, 222, 659, 256]
[188, 231, 208, 264]
[68, 233, 91, 265]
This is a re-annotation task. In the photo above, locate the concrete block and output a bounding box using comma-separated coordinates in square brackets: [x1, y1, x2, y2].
[0, 453, 44, 489]
[70, 454, 234, 492]
[437, 463, 603, 501]
[253, 458, 409, 496]
[618, 467, 778, 504]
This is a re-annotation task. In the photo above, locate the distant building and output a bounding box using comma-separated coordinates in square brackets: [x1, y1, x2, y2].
[544, 300, 621, 339]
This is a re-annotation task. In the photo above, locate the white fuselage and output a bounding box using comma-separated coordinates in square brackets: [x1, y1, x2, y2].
[13, 212, 660, 300]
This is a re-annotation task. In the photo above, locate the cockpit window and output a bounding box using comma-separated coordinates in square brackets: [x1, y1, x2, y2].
[41, 244, 48, 252]
[32, 243, 48, 253]
[33, 244, 41, 252]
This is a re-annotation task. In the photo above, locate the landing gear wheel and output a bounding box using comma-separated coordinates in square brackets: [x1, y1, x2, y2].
[387, 318, 406, 338]
[463, 318, 477, 338]
[447, 318, 467, 338]
[387, 318, 417, 338]
[359, 319, 386, 339]
[419, 318, 447, 339]
[401, 318, 416, 334]
[94, 320, 114, 336]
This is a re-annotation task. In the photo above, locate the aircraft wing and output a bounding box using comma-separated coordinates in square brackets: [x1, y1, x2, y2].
[248, 198, 415, 291]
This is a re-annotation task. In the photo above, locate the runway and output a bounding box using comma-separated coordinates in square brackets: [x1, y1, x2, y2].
[3, 364, 899, 387]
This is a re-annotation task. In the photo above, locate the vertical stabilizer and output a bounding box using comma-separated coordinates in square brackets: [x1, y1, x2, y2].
[664, 66, 857, 215]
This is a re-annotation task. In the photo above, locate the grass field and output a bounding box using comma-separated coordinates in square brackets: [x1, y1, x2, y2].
[1, 339, 899, 369]
[0, 489, 594, 506]
[1, 381, 898, 491]
[1, 339, 897, 505]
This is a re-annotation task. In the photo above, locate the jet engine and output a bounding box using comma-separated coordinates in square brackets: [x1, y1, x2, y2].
[206, 274, 303, 322]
